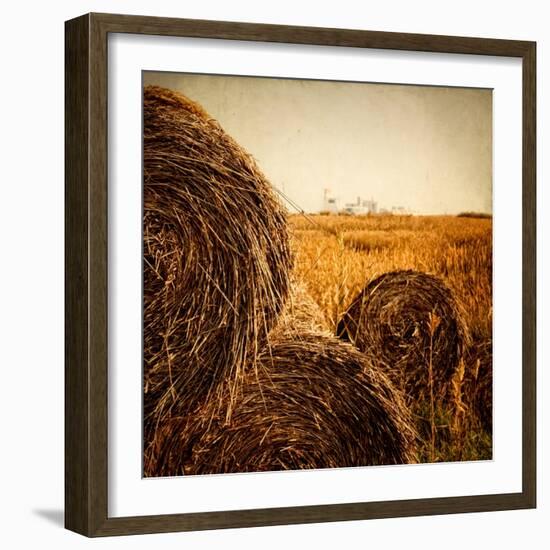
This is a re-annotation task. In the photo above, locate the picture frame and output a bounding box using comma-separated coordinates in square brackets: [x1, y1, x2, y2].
[65, 12, 536, 537]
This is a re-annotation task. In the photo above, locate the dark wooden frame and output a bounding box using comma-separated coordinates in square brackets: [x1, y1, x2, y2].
[65, 12, 537, 537]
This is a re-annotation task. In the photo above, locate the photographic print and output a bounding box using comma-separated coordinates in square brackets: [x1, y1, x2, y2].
[142, 72, 493, 478]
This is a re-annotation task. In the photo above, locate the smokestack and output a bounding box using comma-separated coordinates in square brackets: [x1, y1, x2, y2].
[357, 196, 361, 206]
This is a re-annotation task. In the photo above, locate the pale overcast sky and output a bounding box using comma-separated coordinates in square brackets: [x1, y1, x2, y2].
[144, 72, 492, 215]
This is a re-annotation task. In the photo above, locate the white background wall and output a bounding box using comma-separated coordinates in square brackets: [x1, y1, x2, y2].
[0, 0, 546, 547]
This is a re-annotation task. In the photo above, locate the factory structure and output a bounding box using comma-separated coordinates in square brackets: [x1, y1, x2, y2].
[322, 189, 408, 215]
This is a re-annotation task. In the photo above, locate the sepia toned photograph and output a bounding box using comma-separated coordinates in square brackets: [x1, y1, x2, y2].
[142, 72, 493, 478]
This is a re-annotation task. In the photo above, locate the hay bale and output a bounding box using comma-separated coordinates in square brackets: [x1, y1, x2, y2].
[147, 332, 417, 476]
[271, 281, 331, 336]
[143, 85, 292, 433]
[337, 270, 470, 402]
[464, 338, 493, 434]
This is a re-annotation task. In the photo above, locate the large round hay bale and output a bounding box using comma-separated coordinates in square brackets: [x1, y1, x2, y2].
[146, 332, 417, 476]
[336, 270, 470, 402]
[143, 86, 292, 430]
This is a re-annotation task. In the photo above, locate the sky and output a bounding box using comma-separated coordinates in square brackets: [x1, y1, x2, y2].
[144, 72, 492, 215]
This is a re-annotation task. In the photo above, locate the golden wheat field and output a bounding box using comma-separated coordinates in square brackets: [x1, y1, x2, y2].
[288, 212, 493, 462]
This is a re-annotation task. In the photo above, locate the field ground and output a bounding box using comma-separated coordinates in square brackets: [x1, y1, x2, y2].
[288, 213, 493, 463]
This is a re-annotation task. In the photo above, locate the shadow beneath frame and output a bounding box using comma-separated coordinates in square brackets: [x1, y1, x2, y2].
[33, 509, 64, 527]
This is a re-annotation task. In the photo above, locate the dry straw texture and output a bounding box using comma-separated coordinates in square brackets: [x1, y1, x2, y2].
[337, 270, 471, 403]
[147, 332, 417, 476]
[465, 338, 493, 434]
[143, 85, 293, 456]
[271, 281, 332, 336]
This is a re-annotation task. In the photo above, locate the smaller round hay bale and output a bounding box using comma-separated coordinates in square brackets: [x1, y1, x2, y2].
[464, 338, 493, 434]
[148, 332, 417, 476]
[337, 270, 470, 403]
